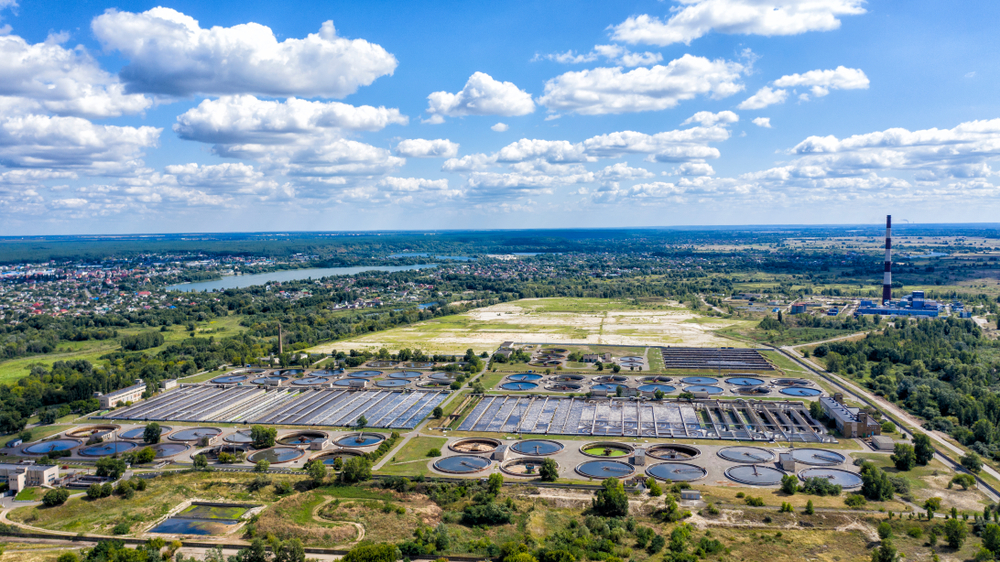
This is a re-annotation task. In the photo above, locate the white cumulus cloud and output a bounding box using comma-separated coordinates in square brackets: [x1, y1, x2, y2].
[92, 8, 397, 97]
[0, 114, 159, 171]
[773, 66, 869, 99]
[174, 96, 407, 144]
[538, 55, 743, 115]
[682, 110, 739, 127]
[491, 122, 509, 132]
[395, 139, 460, 158]
[425, 72, 535, 123]
[752, 117, 772, 128]
[611, 0, 867, 46]
[535, 44, 664, 67]
[738, 86, 789, 110]
[0, 32, 152, 118]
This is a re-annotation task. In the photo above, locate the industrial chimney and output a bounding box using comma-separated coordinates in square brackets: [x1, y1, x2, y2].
[882, 215, 892, 304]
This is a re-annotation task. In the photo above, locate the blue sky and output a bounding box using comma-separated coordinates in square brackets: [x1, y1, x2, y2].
[2, 0, 999, 234]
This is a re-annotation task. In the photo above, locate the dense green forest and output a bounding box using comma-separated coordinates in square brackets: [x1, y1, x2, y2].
[816, 318, 1000, 460]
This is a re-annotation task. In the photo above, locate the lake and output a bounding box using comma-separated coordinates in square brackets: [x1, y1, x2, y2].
[166, 264, 437, 292]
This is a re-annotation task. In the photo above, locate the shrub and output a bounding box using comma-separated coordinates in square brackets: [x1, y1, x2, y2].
[142, 423, 161, 444]
[539, 458, 559, 482]
[42, 488, 70, 507]
[250, 425, 277, 449]
[801, 476, 842, 497]
[744, 496, 765, 507]
[780, 474, 798, 495]
[950, 474, 976, 490]
[461, 502, 512, 525]
[112, 522, 131, 535]
[427, 448, 442, 457]
[646, 478, 662, 497]
[877, 521, 892, 539]
[340, 456, 372, 484]
[907, 527, 922, 538]
[844, 494, 867, 508]
[944, 518, 968, 549]
[780, 502, 794, 513]
[804, 500, 814, 515]
[891, 443, 916, 471]
[592, 478, 629, 517]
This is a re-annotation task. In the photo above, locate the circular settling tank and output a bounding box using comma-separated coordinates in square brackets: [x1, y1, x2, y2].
[65, 425, 120, 439]
[646, 462, 707, 482]
[388, 371, 422, 379]
[621, 356, 643, 362]
[576, 460, 635, 478]
[80, 441, 137, 456]
[501, 457, 556, 477]
[683, 385, 723, 394]
[621, 361, 643, 368]
[726, 377, 764, 386]
[170, 427, 222, 442]
[642, 376, 672, 383]
[120, 426, 171, 440]
[780, 387, 822, 397]
[596, 375, 628, 383]
[647, 444, 701, 460]
[718, 446, 776, 463]
[150, 443, 189, 458]
[292, 376, 332, 386]
[335, 433, 385, 448]
[508, 373, 542, 382]
[554, 374, 584, 382]
[280, 369, 304, 376]
[252, 376, 286, 385]
[224, 431, 253, 444]
[449, 438, 501, 454]
[542, 348, 568, 355]
[211, 374, 248, 384]
[638, 384, 675, 394]
[681, 377, 718, 385]
[791, 448, 846, 466]
[403, 362, 434, 368]
[725, 465, 786, 486]
[773, 378, 810, 386]
[311, 370, 339, 376]
[350, 370, 382, 378]
[248, 447, 305, 464]
[581, 442, 634, 458]
[428, 372, 455, 381]
[333, 378, 368, 387]
[376, 379, 410, 388]
[592, 384, 628, 392]
[511, 439, 564, 456]
[311, 450, 362, 465]
[500, 381, 538, 391]
[23, 439, 80, 454]
[367, 361, 396, 368]
[549, 383, 582, 391]
[798, 468, 863, 488]
[434, 455, 492, 474]
[278, 431, 328, 446]
[736, 386, 771, 395]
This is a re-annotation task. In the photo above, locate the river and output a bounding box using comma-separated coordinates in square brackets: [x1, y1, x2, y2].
[165, 264, 437, 292]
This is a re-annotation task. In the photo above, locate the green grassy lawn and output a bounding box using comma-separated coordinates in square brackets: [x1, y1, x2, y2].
[14, 487, 41, 501]
[377, 436, 448, 476]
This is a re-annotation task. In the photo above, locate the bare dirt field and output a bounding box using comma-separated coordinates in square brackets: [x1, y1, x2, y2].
[310, 298, 754, 354]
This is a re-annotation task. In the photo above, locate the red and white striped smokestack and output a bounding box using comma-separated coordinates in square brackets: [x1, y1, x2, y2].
[882, 215, 892, 303]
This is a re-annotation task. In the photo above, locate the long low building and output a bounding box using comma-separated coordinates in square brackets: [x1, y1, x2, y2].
[819, 395, 881, 438]
[0, 463, 59, 492]
[97, 379, 147, 409]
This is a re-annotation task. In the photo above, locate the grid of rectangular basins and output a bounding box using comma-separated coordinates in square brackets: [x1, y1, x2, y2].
[104, 385, 447, 429]
[659, 347, 775, 371]
[458, 395, 826, 441]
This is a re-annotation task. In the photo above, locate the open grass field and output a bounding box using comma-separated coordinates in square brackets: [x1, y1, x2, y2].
[0, 315, 246, 384]
[310, 298, 756, 355]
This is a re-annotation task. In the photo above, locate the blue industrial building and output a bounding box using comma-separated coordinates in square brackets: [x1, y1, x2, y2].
[856, 291, 943, 317]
